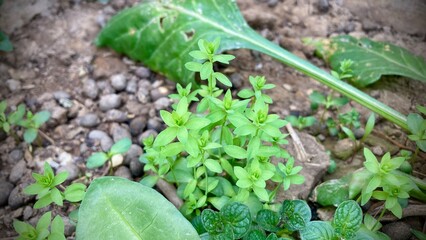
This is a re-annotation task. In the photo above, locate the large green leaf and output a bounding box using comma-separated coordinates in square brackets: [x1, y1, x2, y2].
[96, 0, 408, 130]
[76, 177, 200, 240]
[323, 35, 426, 87]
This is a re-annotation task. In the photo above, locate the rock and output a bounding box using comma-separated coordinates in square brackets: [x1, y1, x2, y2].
[0, 182, 14, 207]
[150, 86, 169, 101]
[114, 166, 132, 179]
[110, 74, 127, 91]
[124, 144, 143, 165]
[365, 135, 399, 155]
[78, 113, 100, 128]
[130, 159, 143, 177]
[9, 149, 24, 162]
[8, 183, 34, 209]
[270, 131, 330, 200]
[105, 109, 127, 122]
[50, 106, 68, 124]
[332, 139, 356, 160]
[129, 116, 147, 136]
[134, 67, 151, 78]
[126, 78, 138, 93]
[57, 163, 80, 181]
[381, 222, 412, 240]
[83, 79, 99, 99]
[6, 79, 21, 92]
[93, 56, 127, 79]
[317, 0, 329, 12]
[9, 160, 28, 184]
[154, 97, 171, 110]
[111, 154, 124, 167]
[371, 146, 384, 156]
[23, 206, 33, 220]
[57, 151, 73, 165]
[304, 16, 329, 37]
[230, 73, 243, 89]
[147, 117, 163, 132]
[110, 123, 131, 142]
[87, 130, 113, 151]
[63, 216, 76, 237]
[354, 128, 365, 139]
[136, 87, 150, 104]
[53, 91, 71, 101]
[378, 90, 412, 115]
[99, 94, 122, 111]
[97, 80, 115, 95]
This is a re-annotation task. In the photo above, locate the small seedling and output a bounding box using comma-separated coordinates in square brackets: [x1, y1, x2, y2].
[407, 105, 426, 157]
[0, 101, 26, 135]
[86, 137, 132, 169]
[24, 162, 86, 209]
[14, 211, 65, 240]
[331, 59, 354, 80]
[285, 115, 316, 130]
[18, 110, 51, 144]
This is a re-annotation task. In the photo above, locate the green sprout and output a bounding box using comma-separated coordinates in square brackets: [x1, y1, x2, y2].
[86, 137, 132, 169]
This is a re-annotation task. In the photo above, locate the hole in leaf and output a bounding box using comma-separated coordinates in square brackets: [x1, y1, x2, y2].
[159, 16, 166, 31]
[183, 29, 195, 41]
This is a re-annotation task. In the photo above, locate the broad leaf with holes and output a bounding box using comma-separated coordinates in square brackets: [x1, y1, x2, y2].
[317, 35, 426, 87]
[332, 200, 362, 239]
[76, 177, 199, 240]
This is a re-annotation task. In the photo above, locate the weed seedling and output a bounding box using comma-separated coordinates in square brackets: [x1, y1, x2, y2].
[18, 109, 51, 144]
[285, 115, 316, 130]
[14, 211, 65, 240]
[86, 137, 132, 171]
[407, 105, 426, 159]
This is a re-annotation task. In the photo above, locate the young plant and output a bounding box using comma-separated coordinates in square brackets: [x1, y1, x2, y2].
[14, 211, 65, 240]
[139, 39, 303, 216]
[330, 59, 354, 81]
[18, 109, 51, 144]
[309, 91, 349, 116]
[285, 115, 316, 130]
[0, 101, 26, 135]
[86, 137, 132, 169]
[407, 105, 426, 157]
[24, 162, 86, 209]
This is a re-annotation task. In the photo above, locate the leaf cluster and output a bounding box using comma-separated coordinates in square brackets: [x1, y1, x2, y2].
[407, 105, 426, 152]
[86, 137, 132, 169]
[14, 211, 65, 240]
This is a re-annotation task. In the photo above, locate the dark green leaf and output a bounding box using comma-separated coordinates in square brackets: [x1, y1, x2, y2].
[332, 200, 362, 239]
[299, 221, 335, 240]
[24, 128, 38, 143]
[140, 175, 159, 187]
[280, 200, 311, 231]
[201, 209, 223, 234]
[245, 229, 266, 240]
[76, 177, 199, 239]
[221, 202, 251, 239]
[33, 111, 51, 127]
[0, 30, 13, 52]
[110, 138, 132, 155]
[322, 35, 426, 86]
[407, 113, 424, 135]
[86, 152, 109, 169]
[8, 104, 26, 124]
[312, 178, 350, 207]
[256, 209, 280, 232]
[411, 229, 426, 240]
[64, 183, 86, 202]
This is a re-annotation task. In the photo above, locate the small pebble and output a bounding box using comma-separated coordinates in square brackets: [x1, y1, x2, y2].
[114, 166, 132, 180]
[87, 130, 113, 151]
[318, 0, 329, 12]
[154, 97, 171, 110]
[78, 113, 100, 128]
[105, 109, 127, 122]
[110, 123, 132, 142]
[63, 216, 76, 237]
[381, 222, 412, 240]
[150, 87, 169, 101]
[83, 79, 99, 99]
[110, 74, 127, 91]
[111, 154, 124, 167]
[23, 206, 33, 220]
[147, 118, 163, 132]
[130, 159, 144, 177]
[372, 146, 384, 156]
[129, 116, 147, 136]
[354, 128, 365, 139]
[138, 129, 158, 144]
[124, 144, 143, 165]
[8, 183, 34, 209]
[9, 160, 28, 184]
[9, 149, 24, 162]
[99, 94, 122, 111]
[53, 91, 71, 101]
[57, 163, 80, 181]
[126, 79, 138, 93]
[0, 182, 14, 207]
[6, 79, 21, 92]
[134, 67, 151, 78]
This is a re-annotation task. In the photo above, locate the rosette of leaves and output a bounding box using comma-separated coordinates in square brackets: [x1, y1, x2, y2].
[14, 211, 65, 240]
[18, 110, 51, 144]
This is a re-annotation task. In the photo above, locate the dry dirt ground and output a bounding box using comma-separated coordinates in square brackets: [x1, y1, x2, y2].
[0, 0, 425, 238]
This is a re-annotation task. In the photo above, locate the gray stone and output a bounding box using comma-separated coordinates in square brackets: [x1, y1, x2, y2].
[147, 117, 163, 132]
[23, 206, 33, 220]
[110, 123, 131, 142]
[97, 80, 115, 95]
[9, 160, 28, 184]
[0, 182, 14, 207]
[8, 183, 34, 209]
[50, 106, 68, 124]
[53, 91, 71, 101]
[154, 97, 171, 110]
[124, 144, 143, 165]
[354, 128, 365, 139]
[126, 100, 145, 115]
[99, 94, 122, 111]
[381, 222, 412, 240]
[129, 116, 147, 136]
[332, 139, 356, 160]
[57, 163, 80, 181]
[83, 79, 99, 99]
[372, 146, 384, 156]
[63, 216, 76, 237]
[150, 87, 169, 101]
[317, 0, 329, 12]
[130, 159, 144, 177]
[93, 56, 127, 79]
[105, 109, 127, 122]
[78, 113, 100, 128]
[110, 74, 127, 91]
[136, 88, 150, 104]
[6, 79, 21, 92]
[126, 79, 138, 93]
[365, 135, 399, 155]
[114, 166, 132, 180]
[88, 130, 113, 151]
[9, 149, 24, 162]
[134, 67, 151, 78]
[138, 129, 158, 144]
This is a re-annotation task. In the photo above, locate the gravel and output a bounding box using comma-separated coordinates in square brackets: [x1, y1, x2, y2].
[114, 166, 132, 179]
[110, 74, 127, 91]
[99, 94, 122, 111]
[8, 183, 34, 210]
[9, 160, 28, 184]
[87, 130, 114, 151]
[105, 109, 127, 122]
[129, 116, 147, 136]
[78, 113, 100, 128]
[134, 67, 151, 78]
[110, 123, 131, 142]
[83, 79, 99, 99]
[0, 182, 14, 207]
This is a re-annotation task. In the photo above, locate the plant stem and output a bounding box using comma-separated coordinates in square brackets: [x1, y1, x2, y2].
[372, 206, 387, 231]
[246, 31, 408, 131]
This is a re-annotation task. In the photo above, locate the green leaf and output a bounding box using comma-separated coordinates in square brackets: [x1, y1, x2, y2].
[312, 178, 349, 207]
[13, 220, 34, 235]
[24, 128, 38, 143]
[33, 111, 51, 127]
[50, 216, 65, 236]
[323, 35, 426, 86]
[201, 209, 224, 235]
[407, 113, 424, 135]
[154, 127, 178, 147]
[36, 211, 51, 232]
[76, 177, 200, 239]
[95, 0, 409, 130]
[8, 104, 26, 124]
[221, 202, 251, 239]
[223, 145, 247, 159]
[110, 138, 132, 155]
[51, 187, 64, 206]
[362, 113, 375, 141]
[411, 229, 426, 240]
[363, 148, 379, 174]
[0, 30, 13, 52]
[140, 175, 159, 188]
[256, 209, 280, 232]
[204, 159, 222, 173]
[300, 221, 336, 240]
[86, 152, 109, 169]
[332, 200, 362, 239]
[64, 183, 86, 202]
[280, 200, 311, 231]
[162, 142, 184, 157]
[52, 172, 68, 186]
